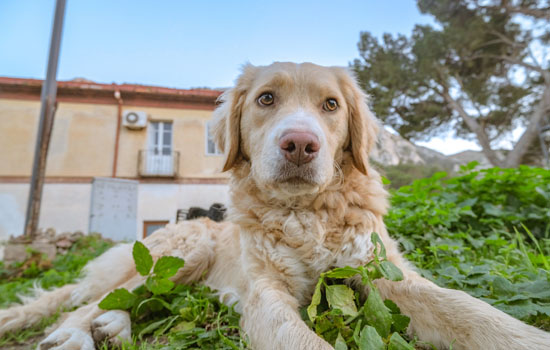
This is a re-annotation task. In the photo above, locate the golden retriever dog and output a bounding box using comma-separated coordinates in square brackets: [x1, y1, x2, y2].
[1, 62, 549, 350]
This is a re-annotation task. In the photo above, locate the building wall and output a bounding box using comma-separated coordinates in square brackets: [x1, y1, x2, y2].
[0, 98, 226, 179]
[116, 105, 226, 178]
[0, 183, 92, 240]
[0, 183, 229, 242]
[0, 95, 229, 242]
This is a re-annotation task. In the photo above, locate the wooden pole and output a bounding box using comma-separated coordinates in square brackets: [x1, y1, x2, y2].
[24, 0, 67, 237]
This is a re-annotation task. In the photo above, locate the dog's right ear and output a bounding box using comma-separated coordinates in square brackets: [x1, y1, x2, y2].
[212, 64, 257, 172]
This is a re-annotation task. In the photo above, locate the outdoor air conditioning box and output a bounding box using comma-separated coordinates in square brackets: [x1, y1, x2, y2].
[122, 110, 147, 129]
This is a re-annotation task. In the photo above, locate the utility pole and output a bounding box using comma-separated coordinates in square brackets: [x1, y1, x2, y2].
[24, 0, 67, 237]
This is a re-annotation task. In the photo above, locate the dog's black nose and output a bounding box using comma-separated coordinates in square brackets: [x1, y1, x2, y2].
[279, 131, 320, 166]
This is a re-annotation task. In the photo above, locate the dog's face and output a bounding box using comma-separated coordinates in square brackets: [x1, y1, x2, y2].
[213, 62, 378, 198]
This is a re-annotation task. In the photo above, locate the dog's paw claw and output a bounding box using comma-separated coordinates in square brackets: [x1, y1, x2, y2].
[91, 310, 132, 345]
[38, 327, 94, 350]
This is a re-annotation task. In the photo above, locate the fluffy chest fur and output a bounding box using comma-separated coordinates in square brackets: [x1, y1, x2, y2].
[230, 161, 389, 305]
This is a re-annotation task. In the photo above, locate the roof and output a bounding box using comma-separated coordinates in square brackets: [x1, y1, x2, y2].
[0, 76, 223, 110]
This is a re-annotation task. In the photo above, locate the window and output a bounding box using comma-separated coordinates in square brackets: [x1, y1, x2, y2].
[206, 121, 223, 155]
[144, 121, 174, 176]
[143, 220, 169, 238]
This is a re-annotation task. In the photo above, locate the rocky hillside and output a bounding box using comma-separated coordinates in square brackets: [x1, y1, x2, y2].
[370, 129, 491, 171]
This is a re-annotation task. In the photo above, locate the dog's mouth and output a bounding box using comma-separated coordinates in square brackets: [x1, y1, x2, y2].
[273, 162, 318, 186]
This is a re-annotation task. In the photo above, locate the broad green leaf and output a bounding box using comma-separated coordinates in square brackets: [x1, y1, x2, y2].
[153, 256, 185, 278]
[99, 288, 138, 310]
[378, 261, 404, 281]
[307, 277, 324, 322]
[146, 276, 175, 295]
[358, 325, 385, 350]
[388, 332, 414, 350]
[324, 266, 360, 279]
[391, 314, 410, 333]
[492, 276, 517, 297]
[334, 332, 348, 350]
[364, 288, 392, 338]
[133, 241, 153, 276]
[326, 284, 358, 317]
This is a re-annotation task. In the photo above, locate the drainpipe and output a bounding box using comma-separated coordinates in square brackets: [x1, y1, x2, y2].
[112, 90, 123, 177]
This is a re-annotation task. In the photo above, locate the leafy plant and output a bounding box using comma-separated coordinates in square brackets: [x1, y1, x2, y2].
[99, 241, 248, 349]
[386, 163, 550, 329]
[305, 233, 414, 350]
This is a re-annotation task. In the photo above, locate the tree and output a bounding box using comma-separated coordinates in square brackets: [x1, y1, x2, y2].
[353, 0, 550, 167]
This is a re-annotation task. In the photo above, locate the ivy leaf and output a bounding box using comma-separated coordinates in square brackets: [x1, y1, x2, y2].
[99, 288, 138, 310]
[364, 288, 392, 338]
[334, 332, 348, 350]
[378, 261, 404, 281]
[307, 277, 324, 322]
[358, 325, 385, 350]
[133, 241, 153, 276]
[153, 256, 185, 278]
[388, 332, 415, 350]
[146, 276, 175, 295]
[326, 284, 358, 317]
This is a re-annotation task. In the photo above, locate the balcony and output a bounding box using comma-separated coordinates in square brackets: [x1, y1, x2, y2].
[138, 149, 180, 177]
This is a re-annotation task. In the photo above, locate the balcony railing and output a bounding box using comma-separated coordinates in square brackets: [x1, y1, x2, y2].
[138, 149, 180, 177]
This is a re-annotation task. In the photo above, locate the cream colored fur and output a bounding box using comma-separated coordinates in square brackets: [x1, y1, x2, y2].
[0, 62, 549, 350]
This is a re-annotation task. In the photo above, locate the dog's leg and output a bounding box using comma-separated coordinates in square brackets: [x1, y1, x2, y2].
[0, 243, 135, 338]
[241, 280, 333, 350]
[375, 275, 550, 350]
[373, 230, 550, 349]
[70, 243, 135, 305]
[38, 273, 147, 350]
[0, 284, 78, 338]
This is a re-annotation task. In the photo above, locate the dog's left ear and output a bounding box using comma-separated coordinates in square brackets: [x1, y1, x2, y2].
[337, 68, 379, 175]
[212, 64, 257, 172]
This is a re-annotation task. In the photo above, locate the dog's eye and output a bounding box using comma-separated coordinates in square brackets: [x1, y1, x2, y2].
[258, 93, 274, 106]
[323, 98, 338, 112]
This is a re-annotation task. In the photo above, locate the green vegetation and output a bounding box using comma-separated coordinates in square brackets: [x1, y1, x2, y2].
[0, 234, 114, 348]
[1, 164, 549, 349]
[386, 163, 550, 331]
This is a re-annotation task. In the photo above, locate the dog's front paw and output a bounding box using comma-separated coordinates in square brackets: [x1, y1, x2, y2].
[38, 327, 94, 350]
[91, 310, 131, 346]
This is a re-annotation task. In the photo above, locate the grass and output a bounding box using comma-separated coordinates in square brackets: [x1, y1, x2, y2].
[1, 163, 549, 349]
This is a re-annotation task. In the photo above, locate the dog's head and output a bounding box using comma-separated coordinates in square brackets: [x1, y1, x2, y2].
[212, 62, 379, 198]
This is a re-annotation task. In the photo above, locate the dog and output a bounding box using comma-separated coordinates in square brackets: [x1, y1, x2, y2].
[1, 62, 549, 350]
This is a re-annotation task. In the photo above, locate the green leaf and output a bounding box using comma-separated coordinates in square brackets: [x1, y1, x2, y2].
[371, 233, 387, 259]
[133, 241, 153, 276]
[364, 288, 392, 338]
[378, 261, 404, 281]
[146, 276, 175, 295]
[334, 332, 348, 350]
[388, 332, 414, 350]
[307, 277, 324, 322]
[153, 256, 185, 278]
[326, 284, 358, 317]
[391, 314, 410, 333]
[324, 266, 360, 279]
[358, 325, 385, 350]
[99, 288, 138, 310]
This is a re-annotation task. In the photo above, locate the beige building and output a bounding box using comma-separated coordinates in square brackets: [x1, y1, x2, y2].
[0, 77, 229, 241]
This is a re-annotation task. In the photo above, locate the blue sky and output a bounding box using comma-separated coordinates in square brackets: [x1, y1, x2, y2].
[0, 0, 434, 88]
[0, 0, 481, 154]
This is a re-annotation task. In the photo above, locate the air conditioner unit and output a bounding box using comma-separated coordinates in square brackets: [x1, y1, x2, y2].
[122, 111, 147, 129]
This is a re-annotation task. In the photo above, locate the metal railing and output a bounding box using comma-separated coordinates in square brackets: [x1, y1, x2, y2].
[138, 149, 180, 177]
